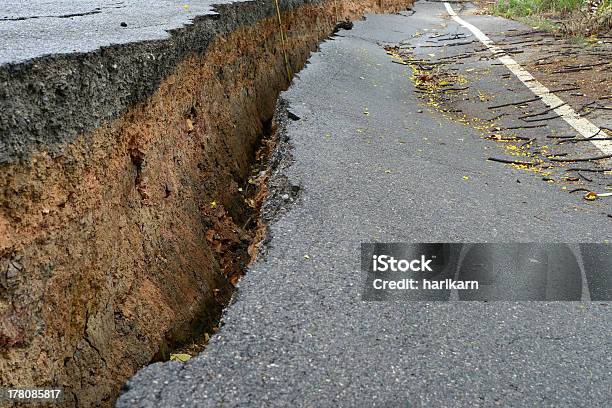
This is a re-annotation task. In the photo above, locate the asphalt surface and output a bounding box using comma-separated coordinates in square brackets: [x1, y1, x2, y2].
[0, 0, 311, 164]
[0, 0, 248, 65]
[116, 1, 612, 406]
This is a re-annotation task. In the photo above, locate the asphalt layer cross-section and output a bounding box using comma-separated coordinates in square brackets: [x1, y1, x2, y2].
[119, 2, 611, 407]
[0, 0, 249, 65]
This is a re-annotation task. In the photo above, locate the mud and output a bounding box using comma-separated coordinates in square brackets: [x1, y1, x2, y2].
[0, 0, 411, 406]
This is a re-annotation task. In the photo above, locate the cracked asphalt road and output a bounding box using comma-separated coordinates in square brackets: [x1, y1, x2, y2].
[0, 0, 248, 64]
[118, 1, 611, 407]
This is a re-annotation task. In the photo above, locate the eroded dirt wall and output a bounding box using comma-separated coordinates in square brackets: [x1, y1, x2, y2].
[0, 0, 410, 406]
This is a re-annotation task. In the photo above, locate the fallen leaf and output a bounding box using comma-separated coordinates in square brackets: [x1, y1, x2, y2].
[170, 353, 191, 362]
[584, 192, 598, 201]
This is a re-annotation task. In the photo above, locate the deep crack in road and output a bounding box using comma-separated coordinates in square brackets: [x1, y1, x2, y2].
[118, 1, 611, 407]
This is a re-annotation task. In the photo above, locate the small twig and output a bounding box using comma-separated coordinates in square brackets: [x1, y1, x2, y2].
[504, 124, 547, 130]
[547, 86, 581, 93]
[518, 102, 567, 120]
[442, 86, 469, 92]
[562, 137, 612, 143]
[547, 135, 575, 139]
[241, 215, 254, 230]
[551, 61, 609, 74]
[488, 157, 535, 166]
[578, 101, 599, 112]
[520, 138, 536, 148]
[550, 154, 612, 163]
[522, 115, 560, 123]
[486, 113, 508, 121]
[486, 135, 531, 141]
[576, 172, 593, 182]
[569, 188, 591, 194]
[488, 96, 541, 109]
[566, 168, 611, 173]
[585, 129, 602, 139]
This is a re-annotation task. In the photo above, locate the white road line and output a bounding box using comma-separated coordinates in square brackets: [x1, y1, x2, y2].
[444, 2, 611, 155]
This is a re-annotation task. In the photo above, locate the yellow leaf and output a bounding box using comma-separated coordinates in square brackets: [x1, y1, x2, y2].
[170, 353, 191, 362]
[210, 201, 217, 209]
[584, 192, 597, 201]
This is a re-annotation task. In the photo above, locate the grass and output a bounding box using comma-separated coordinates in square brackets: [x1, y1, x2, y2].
[490, 0, 612, 36]
[514, 14, 560, 30]
[493, 0, 585, 18]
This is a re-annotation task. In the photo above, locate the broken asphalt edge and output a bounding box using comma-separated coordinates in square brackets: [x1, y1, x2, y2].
[0, 0, 330, 165]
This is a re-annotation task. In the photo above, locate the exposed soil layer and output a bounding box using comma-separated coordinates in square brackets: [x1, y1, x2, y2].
[0, 0, 411, 407]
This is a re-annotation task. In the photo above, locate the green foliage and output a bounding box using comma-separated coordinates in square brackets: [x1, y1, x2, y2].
[493, 0, 585, 18]
[491, 0, 612, 35]
[514, 14, 560, 30]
